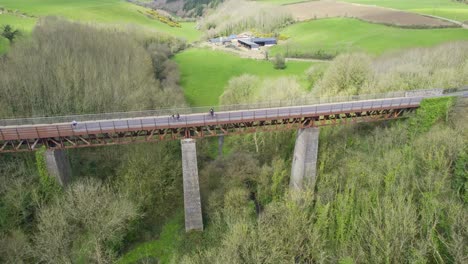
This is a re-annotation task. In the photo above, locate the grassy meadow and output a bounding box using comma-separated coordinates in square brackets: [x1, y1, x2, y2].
[0, 0, 201, 52]
[342, 0, 468, 21]
[270, 18, 468, 57]
[0, 36, 8, 54]
[256, 0, 310, 4]
[173, 48, 314, 106]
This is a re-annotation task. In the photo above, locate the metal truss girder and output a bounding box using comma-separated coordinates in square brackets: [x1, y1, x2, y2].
[0, 107, 415, 153]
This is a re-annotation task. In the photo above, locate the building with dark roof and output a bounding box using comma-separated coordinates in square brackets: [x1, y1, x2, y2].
[210, 35, 277, 50]
[238, 39, 260, 50]
[250, 38, 277, 46]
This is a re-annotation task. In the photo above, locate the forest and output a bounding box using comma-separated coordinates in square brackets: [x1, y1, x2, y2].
[0, 0, 467, 263]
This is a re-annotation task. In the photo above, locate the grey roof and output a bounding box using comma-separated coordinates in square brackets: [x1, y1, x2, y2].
[238, 39, 260, 48]
[250, 38, 277, 43]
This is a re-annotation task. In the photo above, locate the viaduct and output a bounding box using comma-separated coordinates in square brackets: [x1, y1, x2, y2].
[1, 88, 465, 231]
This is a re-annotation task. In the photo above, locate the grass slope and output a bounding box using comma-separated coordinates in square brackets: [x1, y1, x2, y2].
[256, 0, 312, 5]
[173, 48, 314, 106]
[342, 0, 468, 21]
[271, 18, 468, 56]
[118, 211, 184, 264]
[0, 37, 8, 54]
[0, 0, 201, 41]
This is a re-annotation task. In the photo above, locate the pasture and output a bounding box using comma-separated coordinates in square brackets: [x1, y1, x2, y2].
[173, 48, 314, 106]
[341, 0, 468, 22]
[256, 0, 311, 4]
[270, 18, 468, 57]
[0, 0, 201, 41]
[284, 1, 456, 27]
[0, 37, 7, 54]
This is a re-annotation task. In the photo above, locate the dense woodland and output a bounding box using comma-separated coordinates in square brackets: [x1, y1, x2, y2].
[199, 0, 293, 38]
[0, 17, 186, 118]
[0, 13, 467, 264]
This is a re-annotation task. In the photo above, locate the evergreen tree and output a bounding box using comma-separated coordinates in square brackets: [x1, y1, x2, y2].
[1, 25, 20, 43]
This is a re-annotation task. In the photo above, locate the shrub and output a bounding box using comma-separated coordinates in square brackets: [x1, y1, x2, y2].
[305, 64, 327, 88]
[408, 97, 455, 135]
[219, 74, 260, 105]
[220, 74, 305, 106]
[273, 53, 286, 70]
[314, 53, 372, 97]
[139, 10, 182, 28]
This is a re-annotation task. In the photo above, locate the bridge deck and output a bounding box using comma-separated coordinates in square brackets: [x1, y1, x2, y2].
[0, 97, 419, 141]
[1, 89, 466, 153]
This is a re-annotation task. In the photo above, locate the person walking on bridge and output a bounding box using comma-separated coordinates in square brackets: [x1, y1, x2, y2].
[209, 108, 215, 117]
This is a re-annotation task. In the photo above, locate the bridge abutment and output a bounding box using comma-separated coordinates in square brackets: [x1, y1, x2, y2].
[290, 127, 320, 190]
[181, 139, 204, 232]
[44, 149, 72, 186]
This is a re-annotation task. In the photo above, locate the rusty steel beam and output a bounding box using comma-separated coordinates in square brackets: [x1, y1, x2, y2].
[0, 107, 416, 153]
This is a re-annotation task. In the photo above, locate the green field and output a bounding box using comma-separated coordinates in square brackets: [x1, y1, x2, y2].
[174, 48, 314, 106]
[342, 0, 468, 21]
[256, 0, 311, 4]
[0, 37, 8, 54]
[0, 0, 201, 41]
[270, 18, 468, 56]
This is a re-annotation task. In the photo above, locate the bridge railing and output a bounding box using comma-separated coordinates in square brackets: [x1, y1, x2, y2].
[0, 87, 465, 127]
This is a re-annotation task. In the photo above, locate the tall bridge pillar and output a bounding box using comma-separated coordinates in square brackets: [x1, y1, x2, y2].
[44, 149, 72, 186]
[290, 127, 320, 190]
[181, 139, 203, 231]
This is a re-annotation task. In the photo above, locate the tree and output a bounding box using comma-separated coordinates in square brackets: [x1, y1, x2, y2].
[219, 74, 260, 105]
[1, 25, 20, 43]
[33, 179, 139, 263]
[273, 53, 286, 70]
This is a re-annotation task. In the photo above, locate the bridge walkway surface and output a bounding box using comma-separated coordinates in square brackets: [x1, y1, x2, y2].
[0, 89, 466, 153]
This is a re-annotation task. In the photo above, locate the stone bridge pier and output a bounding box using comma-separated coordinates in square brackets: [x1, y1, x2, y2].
[44, 149, 72, 186]
[290, 127, 320, 190]
[181, 139, 204, 231]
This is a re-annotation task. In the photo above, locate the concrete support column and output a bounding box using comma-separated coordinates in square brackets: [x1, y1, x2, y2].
[290, 127, 320, 190]
[181, 139, 203, 231]
[44, 149, 72, 186]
